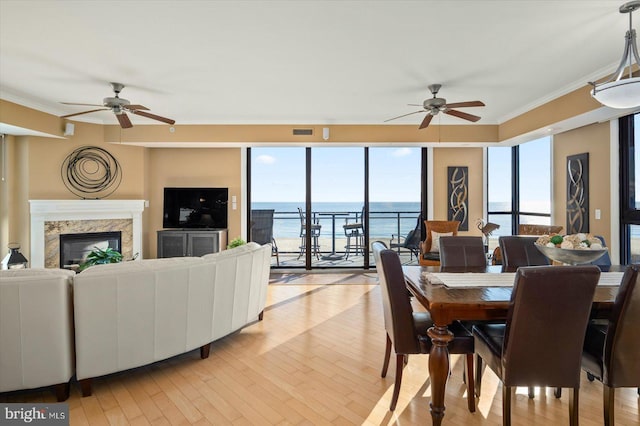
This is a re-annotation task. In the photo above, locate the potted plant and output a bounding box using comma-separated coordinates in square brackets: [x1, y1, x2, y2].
[227, 237, 246, 249]
[79, 247, 123, 271]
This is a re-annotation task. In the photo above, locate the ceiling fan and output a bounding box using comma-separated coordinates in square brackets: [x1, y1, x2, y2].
[385, 84, 485, 129]
[60, 82, 175, 129]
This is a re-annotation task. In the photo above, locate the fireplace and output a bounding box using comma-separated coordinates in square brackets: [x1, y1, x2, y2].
[59, 231, 122, 269]
[29, 200, 145, 268]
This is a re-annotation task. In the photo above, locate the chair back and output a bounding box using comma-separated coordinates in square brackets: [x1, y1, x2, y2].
[372, 241, 421, 354]
[439, 236, 486, 267]
[250, 209, 275, 245]
[589, 235, 612, 266]
[502, 265, 600, 387]
[518, 224, 563, 235]
[603, 265, 640, 387]
[499, 236, 549, 271]
[403, 215, 423, 249]
[423, 220, 460, 253]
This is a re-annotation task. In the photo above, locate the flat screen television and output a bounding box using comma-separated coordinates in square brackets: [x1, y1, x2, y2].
[163, 187, 228, 229]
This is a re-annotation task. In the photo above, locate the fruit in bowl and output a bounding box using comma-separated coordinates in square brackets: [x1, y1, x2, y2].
[534, 233, 607, 264]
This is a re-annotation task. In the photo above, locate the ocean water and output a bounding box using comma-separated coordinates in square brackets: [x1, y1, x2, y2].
[252, 202, 421, 239]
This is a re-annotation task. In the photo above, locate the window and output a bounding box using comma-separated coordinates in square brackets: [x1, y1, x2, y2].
[487, 136, 552, 249]
[620, 113, 640, 263]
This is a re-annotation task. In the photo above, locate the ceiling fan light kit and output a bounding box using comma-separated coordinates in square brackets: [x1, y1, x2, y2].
[60, 82, 175, 129]
[590, 1, 640, 109]
[384, 83, 485, 129]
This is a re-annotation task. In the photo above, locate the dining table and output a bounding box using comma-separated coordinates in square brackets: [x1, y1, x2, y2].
[401, 264, 625, 426]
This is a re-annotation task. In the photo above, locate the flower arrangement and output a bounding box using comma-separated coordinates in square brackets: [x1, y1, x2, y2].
[535, 233, 604, 250]
[227, 237, 246, 249]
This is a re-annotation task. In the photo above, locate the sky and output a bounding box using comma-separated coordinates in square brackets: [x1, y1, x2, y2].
[251, 136, 551, 207]
[251, 146, 421, 203]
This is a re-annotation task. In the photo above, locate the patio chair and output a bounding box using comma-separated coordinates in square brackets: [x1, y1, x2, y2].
[250, 209, 279, 266]
[297, 207, 321, 259]
[343, 207, 365, 259]
[389, 215, 422, 261]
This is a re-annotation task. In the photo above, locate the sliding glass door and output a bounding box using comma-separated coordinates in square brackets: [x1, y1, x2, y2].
[369, 147, 422, 266]
[250, 146, 425, 269]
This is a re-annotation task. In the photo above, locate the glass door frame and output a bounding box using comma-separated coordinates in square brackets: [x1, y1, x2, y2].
[247, 146, 428, 270]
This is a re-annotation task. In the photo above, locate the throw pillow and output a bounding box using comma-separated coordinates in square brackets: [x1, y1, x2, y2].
[430, 231, 453, 253]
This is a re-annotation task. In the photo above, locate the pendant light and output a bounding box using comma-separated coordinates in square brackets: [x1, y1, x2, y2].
[590, 1, 640, 109]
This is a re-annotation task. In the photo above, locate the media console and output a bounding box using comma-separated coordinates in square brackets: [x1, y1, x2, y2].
[157, 229, 228, 258]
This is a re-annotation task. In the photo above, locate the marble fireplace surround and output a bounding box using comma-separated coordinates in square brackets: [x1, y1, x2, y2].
[30, 200, 145, 268]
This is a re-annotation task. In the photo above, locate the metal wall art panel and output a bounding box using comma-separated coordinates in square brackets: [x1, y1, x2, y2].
[566, 152, 589, 233]
[447, 166, 468, 231]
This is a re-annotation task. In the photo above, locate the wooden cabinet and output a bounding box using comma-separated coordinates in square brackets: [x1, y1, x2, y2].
[157, 229, 228, 258]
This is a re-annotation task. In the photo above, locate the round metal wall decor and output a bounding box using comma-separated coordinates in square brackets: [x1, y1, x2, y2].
[61, 146, 122, 199]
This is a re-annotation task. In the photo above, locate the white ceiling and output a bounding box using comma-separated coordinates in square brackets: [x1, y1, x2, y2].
[0, 0, 633, 129]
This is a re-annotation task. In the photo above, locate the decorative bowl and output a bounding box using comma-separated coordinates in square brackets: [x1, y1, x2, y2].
[534, 243, 608, 265]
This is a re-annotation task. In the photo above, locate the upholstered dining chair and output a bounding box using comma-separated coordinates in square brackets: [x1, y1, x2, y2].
[372, 241, 476, 412]
[581, 264, 640, 426]
[473, 265, 600, 426]
[439, 236, 487, 268]
[419, 220, 460, 266]
[498, 235, 550, 272]
[492, 224, 563, 266]
[589, 235, 612, 267]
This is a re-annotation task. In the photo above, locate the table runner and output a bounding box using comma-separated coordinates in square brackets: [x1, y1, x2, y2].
[422, 271, 624, 288]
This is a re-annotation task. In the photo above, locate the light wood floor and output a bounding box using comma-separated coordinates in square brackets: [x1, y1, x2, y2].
[2, 272, 639, 425]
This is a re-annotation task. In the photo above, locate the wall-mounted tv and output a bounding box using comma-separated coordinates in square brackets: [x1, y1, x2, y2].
[163, 187, 228, 229]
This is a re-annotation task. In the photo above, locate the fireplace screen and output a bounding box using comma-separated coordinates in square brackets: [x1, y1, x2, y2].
[59, 231, 121, 269]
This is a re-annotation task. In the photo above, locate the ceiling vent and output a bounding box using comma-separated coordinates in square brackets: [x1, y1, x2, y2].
[292, 128, 313, 136]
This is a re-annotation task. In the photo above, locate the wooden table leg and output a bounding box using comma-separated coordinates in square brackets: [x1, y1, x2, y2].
[427, 324, 454, 426]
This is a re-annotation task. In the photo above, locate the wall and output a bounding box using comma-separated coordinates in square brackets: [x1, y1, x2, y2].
[553, 121, 611, 245]
[431, 147, 484, 237]
[146, 148, 242, 258]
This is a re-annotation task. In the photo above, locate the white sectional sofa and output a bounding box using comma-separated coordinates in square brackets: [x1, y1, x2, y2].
[0, 242, 271, 400]
[0, 268, 75, 401]
[72, 242, 271, 395]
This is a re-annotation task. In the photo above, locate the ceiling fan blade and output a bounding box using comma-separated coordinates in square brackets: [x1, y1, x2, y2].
[407, 104, 424, 107]
[116, 112, 133, 128]
[60, 102, 103, 107]
[418, 114, 434, 129]
[130, 109, 176, 125]
[444, 101, 485, 108]
[61, 108, 109, 118]
[444, 109, 481, 122]
[384, 110, 424, 122]
[125, 104, 150, 111]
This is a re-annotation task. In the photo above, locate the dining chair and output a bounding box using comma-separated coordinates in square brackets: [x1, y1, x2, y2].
[372, 241, 476, 412]
[492, 224, 563, 266]
[439, 236, 487, 268]
[343, 207, 365, 259]
[297, 207, 321, 259]
[589, 235, 612, 267]
[581, 264, 640, 426]
[419, 220, 460, 266]
[498, 235, 549, 272]
[473, 265, 600, 426]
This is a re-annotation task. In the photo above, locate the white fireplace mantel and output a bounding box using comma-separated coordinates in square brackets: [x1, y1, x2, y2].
[29, 199, 145, 268]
